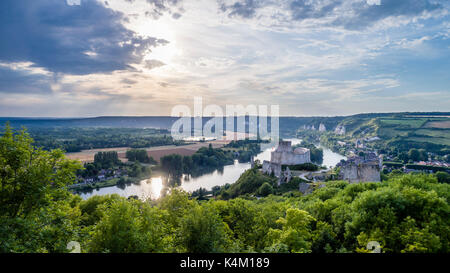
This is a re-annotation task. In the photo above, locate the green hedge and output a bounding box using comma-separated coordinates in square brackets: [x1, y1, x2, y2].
[281, 163, 319, 171]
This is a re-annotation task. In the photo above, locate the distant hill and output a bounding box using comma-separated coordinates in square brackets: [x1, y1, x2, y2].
[1, 112, 449, 140]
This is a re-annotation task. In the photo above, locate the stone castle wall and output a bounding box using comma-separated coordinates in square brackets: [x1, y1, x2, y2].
[271, 150, 310, 165]
[270, 141, 311, 166]
[262, 141, 311, 181]
[341, 164, 380, 183]
[262, 161, 281, 177]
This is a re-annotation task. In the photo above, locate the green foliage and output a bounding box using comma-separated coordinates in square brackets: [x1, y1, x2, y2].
[258, 182, 274, 197]
[0, 124, 82, 252]
[89, 198, 172, 253]
[0, 123, 81, 218]
[224, 139, 266, 163]
[283, 163, 319, 171]
[160, 154, 184, 178]
[126, 149, 157, 164]
[26, 127, 177, 153]
[435, 171, 450, 183]
[160, 146, 235, 178]
[405, 163, 449, 172]
[128, 161, 151, 178]
[1, 124, 449, 253]
[221, 168, 276, 199]
[178, 204, 231, 253]
[265, 208, 315, 253]
[94, 151, 120, 169]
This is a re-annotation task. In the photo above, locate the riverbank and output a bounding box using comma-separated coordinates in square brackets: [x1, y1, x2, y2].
[71, 168, 166, 193]
[66, 140, 231, 163]
[76, 139, 347, 200]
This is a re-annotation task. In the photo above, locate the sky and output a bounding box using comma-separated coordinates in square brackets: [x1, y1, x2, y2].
[0, 0, 449, 117]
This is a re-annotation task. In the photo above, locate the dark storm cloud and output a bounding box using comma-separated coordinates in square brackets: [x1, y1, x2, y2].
[217, 0, 445, 29]
[0, 0, 168, 75]
[0, 67, 52, 94]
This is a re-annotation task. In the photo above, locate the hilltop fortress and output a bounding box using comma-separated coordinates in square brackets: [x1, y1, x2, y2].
[337, 153, 382, 183]
[262, 141, 311, 179]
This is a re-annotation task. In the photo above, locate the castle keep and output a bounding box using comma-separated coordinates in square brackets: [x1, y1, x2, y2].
[337, 153, 382, 183]
[262, 141, 311, 179]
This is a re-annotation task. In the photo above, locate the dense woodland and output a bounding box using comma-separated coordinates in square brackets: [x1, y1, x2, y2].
[160, 144, 235, 179]
[26, 127, 180, 152]
[0, 125, 449, 253]
[78, 151, 151, 180]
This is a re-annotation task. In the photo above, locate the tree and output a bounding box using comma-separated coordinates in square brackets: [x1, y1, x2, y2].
[408, 149, 420, 162]
[126, 149, 156, 164]
[94, 151, 120, 169]
[0, 123, 81, 218]
[160, 154, 184, 178]
[258, 182, 274, 197]
[179, 205, 231, 253]
[265, 208, 315, 253]
[0, 124, 82, 252]
[435, 171, 450, 183]
[89, 199, 172, 253]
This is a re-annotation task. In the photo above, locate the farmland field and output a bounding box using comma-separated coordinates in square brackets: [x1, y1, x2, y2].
[416, 129, 450, 138]
[379, 118, 428, 128]
[66, 139, 231, 163]
[408, 137, 450, 146]
[424, 120, 450, 129]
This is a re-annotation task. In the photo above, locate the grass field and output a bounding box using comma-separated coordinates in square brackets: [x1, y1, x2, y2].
[378, 127, 410, 138]
[416, 129, 450, 138]
[377, 117, 450, 145]
[379, 118, 428, 128]
[408, 137, 450, 146]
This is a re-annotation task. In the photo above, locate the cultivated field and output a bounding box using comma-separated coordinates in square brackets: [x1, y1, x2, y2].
[66, 139, 232, 163]
[424, 120, 450, 129]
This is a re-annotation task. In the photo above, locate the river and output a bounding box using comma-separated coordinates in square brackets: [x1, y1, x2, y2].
[79, 139, 346, 200]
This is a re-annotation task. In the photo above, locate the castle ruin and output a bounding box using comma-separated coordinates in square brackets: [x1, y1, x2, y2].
[262, 141, 311, 183]
[337, 153, 382, 183]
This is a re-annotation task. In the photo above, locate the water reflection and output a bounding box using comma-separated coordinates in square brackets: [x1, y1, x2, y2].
[317, 144, 347, 169]
[79, 138, 344, 200]
[180, 160, 250, 193]
[150, 177, 163, 199]
[79, 176, 164, 200]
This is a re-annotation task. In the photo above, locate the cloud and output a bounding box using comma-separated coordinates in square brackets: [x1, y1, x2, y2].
[0, 0, 168, 75]
[219, 0, 260, 18]
[145, 59, 166, 69]
[143, 0, 185, 19]
[289, 0, 342, 21]
[333, 0, 443, 30]
[121, 78, 138, 85]
[216, 0, 446, 30]
[0, 63, 53, 94]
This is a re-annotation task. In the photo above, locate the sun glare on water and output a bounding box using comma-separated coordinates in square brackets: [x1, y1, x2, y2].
[150, 177, 163, 199]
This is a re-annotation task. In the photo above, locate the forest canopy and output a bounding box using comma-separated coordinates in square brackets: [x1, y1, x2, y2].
[0, 124, 449, 253]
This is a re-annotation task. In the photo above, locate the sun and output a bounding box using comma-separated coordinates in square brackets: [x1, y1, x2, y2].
[145, 40, 181, 65]
[132, 15, 182, 65]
